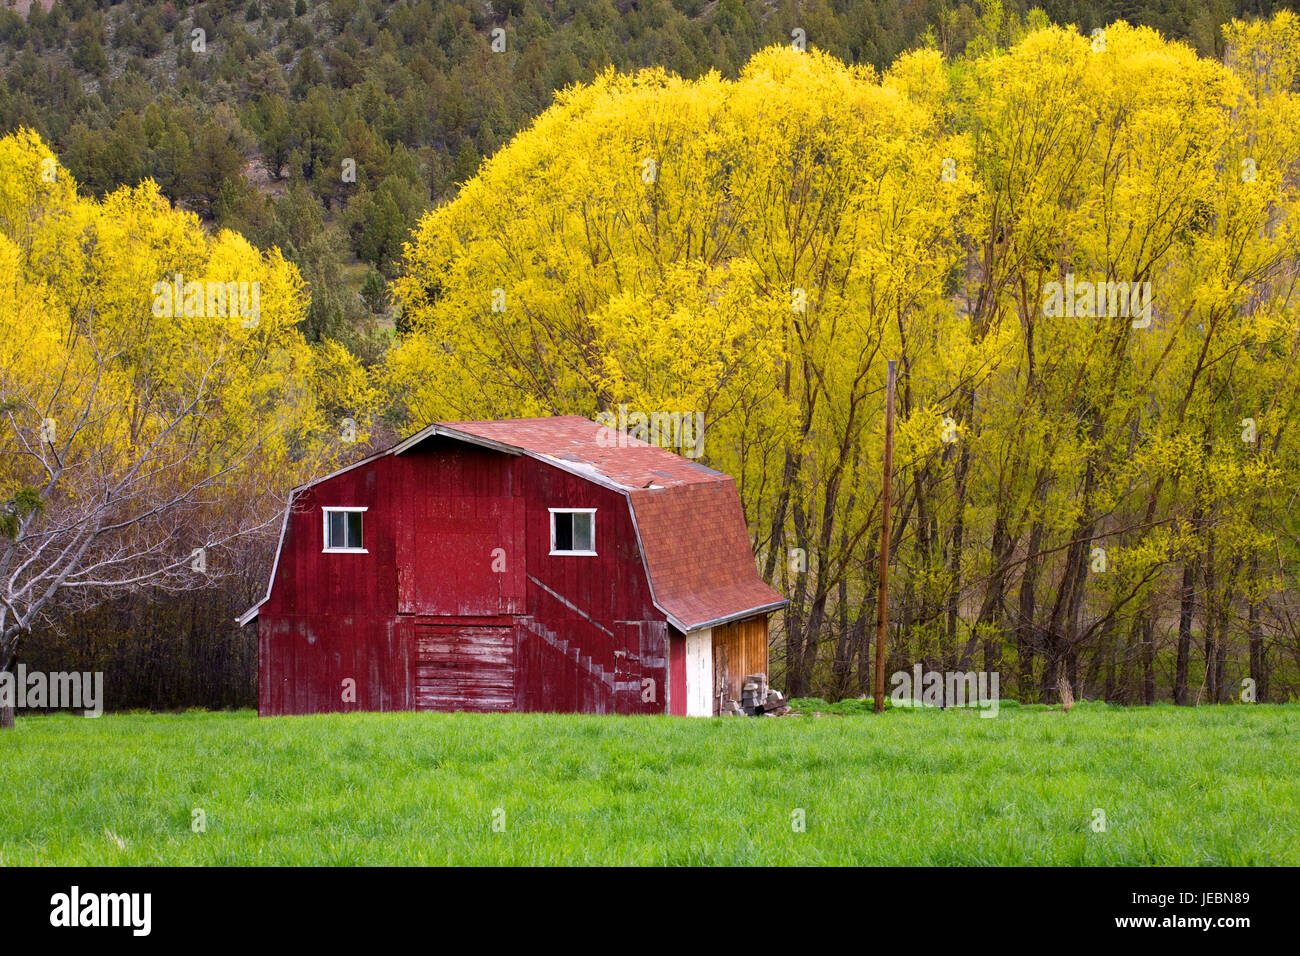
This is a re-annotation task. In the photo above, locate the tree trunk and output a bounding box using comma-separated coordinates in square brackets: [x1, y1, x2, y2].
[1084, 614, 1114, 700]
[1175, 555, 1196, 705]
[857, 546, 877, 697]
[958, 511, 1011, 673]
[1203, 531, 1218, 704]
[1015, 519, 1044, 701]
[982, 632, 1000, 680]
[946, 442, 970, 667]
[1214, 640, 1227, 704]
[1202, 632, 1216, 703]
[1248, 555, 1266, 702]
[0, 649, 13, 729]
[832, 575, 852, 698]
[1141, 617, 1156, 706]
[1103, 642, 1116, 703]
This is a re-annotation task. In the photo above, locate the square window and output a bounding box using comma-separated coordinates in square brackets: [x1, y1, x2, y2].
[550, 509, 595, 554]
[323, 508, 365, 551]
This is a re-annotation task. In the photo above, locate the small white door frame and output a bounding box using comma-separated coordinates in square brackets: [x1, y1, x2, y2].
[684, 628, 713, 717]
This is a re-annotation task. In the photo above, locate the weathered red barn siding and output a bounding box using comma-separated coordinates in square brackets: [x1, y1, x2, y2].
[258, 615, 413, 715]
[258, 454, 410, 715]
[667, 632, 687, 716]
[395, 440, 526, 617]
[265, 454, 401, 618]
[414, 623, 515, 712]
[517, 460, 664, 714]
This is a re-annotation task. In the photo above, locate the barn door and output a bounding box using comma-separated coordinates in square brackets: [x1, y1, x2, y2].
[710, 615, 769, 706]
[415, 625, 516, 712]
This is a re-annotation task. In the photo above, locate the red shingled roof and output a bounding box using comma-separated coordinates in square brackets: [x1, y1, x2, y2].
[414, 416, 787, 631]
[628, 480, 787, 631]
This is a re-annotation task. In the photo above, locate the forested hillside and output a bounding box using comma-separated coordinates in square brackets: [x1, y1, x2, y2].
[6, 1, 1300, 709]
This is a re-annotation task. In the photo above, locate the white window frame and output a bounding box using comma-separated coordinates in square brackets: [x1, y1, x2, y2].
[322, 506, 368, 553]
[549, 507, 597, 556]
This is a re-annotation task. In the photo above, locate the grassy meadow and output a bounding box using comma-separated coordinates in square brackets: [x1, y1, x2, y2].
[1, 703, 1297, 865]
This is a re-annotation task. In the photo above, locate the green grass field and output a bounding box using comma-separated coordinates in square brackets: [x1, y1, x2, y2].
[2, 703, 1297, 865]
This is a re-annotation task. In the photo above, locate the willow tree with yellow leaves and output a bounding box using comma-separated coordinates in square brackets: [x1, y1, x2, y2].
[388, 14, 1300, 704]
[924, 17, 1300, 707]
[0, 130, 377, 725]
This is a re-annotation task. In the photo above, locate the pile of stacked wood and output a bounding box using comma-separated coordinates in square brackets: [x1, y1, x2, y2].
[720, 673, 791, 717]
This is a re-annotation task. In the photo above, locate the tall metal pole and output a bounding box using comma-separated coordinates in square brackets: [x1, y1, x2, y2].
[873, 360, 896, 714]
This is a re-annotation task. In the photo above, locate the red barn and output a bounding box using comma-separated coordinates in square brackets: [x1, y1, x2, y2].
[238, 416, 785, 717]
